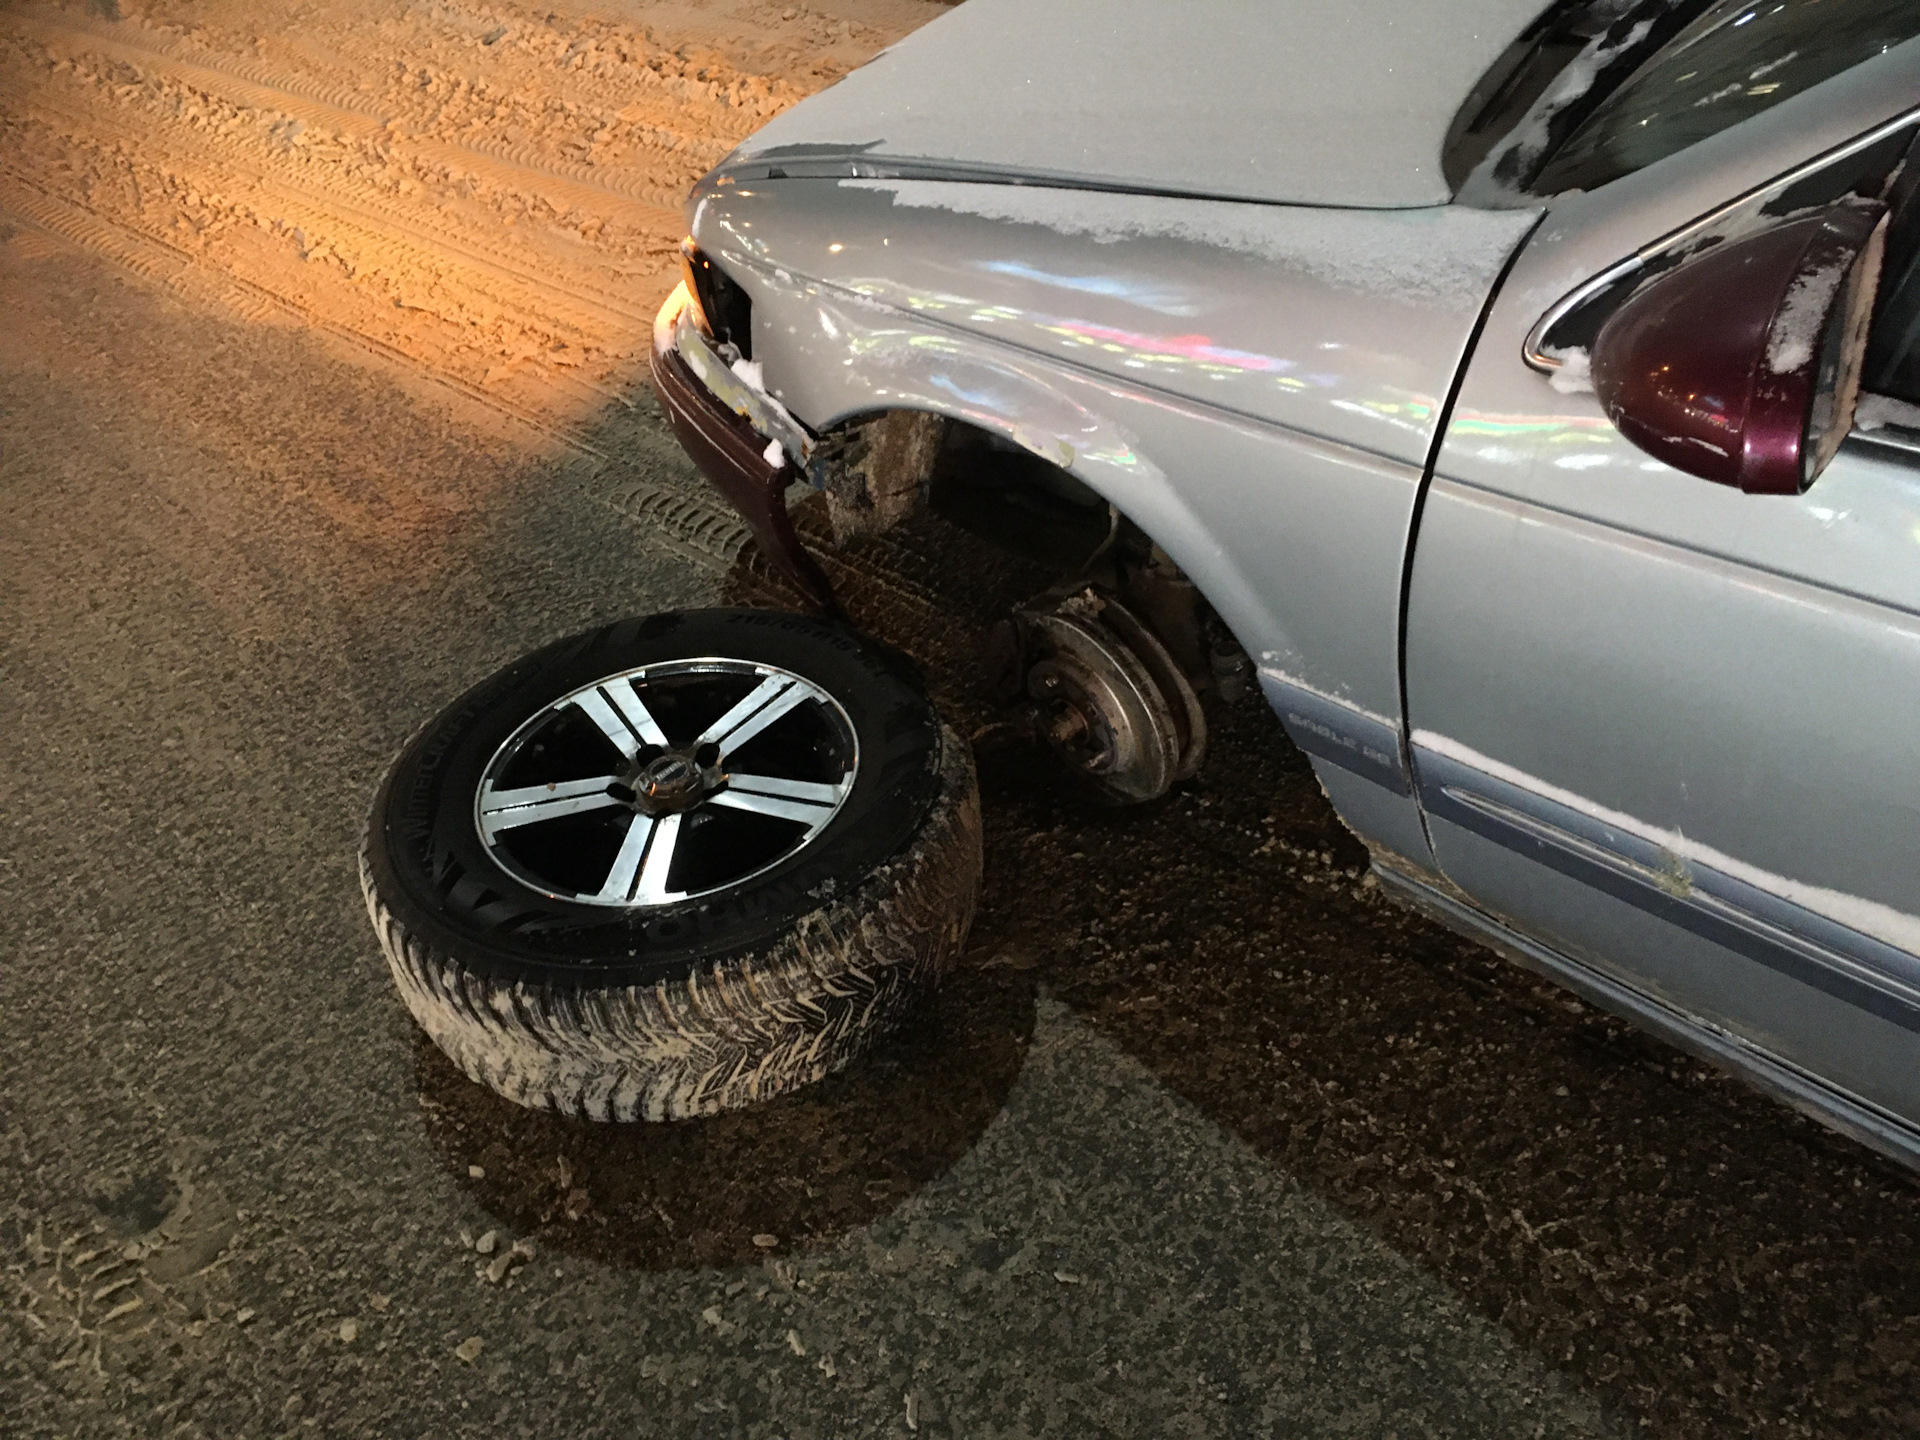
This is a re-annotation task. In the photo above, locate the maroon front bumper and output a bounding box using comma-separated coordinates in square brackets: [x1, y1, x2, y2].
[648, 340, 838, 615]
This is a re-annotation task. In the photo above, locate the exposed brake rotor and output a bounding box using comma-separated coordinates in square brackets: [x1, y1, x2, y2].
[995, 587, 1207, 804]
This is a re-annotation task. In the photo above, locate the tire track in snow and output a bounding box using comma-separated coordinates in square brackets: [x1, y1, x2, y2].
[0, 171, 612, 454]
[7, 11, 695, 223]
[1, 35, 669, 421]
[10, 83, 657, 341]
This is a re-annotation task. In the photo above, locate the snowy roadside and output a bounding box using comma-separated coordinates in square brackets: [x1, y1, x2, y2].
[0, 0, 945, 438]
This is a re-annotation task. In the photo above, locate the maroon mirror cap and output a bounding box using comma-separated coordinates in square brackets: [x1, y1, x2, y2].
[1590, 204, 1883, 495]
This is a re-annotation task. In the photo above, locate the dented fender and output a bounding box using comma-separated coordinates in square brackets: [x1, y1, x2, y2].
[688, 178, 1534, 743]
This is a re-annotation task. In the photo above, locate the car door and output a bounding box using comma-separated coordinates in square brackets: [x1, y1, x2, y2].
[1403, 53, 1920, 1131]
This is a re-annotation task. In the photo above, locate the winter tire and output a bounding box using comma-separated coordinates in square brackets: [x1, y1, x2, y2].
[361, 609, 982, 1121]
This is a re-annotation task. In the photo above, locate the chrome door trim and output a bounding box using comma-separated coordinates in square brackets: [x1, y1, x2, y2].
[1411, 741, 1920, 1033]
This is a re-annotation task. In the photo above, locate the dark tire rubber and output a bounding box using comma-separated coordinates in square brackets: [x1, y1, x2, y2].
[360, 609, 982, 1121]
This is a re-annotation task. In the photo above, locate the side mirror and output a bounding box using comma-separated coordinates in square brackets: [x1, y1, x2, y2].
[1590, 203, 1887, 494]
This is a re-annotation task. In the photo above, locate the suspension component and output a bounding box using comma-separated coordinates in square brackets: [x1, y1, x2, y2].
[992, 587, 1207, 804]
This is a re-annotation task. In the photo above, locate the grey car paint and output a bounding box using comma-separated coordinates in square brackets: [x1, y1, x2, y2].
[725, 0, 1550, 209]
[1406, 43, 1920, 1150]
[675, 16, 1920, 1166]
[690, 182, 1534, 754]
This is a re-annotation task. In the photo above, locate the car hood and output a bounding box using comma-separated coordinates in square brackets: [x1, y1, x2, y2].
[722, 0, 1550, 209]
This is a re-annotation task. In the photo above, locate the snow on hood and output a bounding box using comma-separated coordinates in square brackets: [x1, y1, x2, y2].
[727, 0, 1553, 209]
[848, 181, 1536, 307]
[689, 177, 1539, 466]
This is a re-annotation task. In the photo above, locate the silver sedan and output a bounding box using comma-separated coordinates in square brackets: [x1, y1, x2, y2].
[651, 0, 1920, 1167]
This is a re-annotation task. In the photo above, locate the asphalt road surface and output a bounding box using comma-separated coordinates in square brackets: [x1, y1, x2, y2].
[6, 3, 1920, 1438]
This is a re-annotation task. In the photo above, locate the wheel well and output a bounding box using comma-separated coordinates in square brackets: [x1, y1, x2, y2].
[814, 411, 1244, 705]
[817, 409, 1112, 569]
[926, 420, 1115, 570]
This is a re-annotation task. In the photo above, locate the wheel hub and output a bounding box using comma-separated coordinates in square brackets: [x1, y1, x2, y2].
[634, 751, 708, 812]
[998, 588, 1208, 804]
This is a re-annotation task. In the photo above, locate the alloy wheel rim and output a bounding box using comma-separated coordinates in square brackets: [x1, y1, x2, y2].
[473, 658, 859, 908]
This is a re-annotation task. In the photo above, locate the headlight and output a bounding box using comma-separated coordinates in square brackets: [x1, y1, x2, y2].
[678, 239, 754, 360]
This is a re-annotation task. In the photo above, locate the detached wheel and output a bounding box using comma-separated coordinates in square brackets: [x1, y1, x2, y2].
[361, 609, 981, 1121]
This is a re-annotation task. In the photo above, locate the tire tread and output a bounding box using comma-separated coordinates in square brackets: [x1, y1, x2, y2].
[363, 727, 981, 1121]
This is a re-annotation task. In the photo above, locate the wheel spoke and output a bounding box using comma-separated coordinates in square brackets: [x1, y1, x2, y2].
[708, 787, 841, 827]
[479, 776, 623, 837]
[633, 811, 684, 904]
[596, 813, 656, 902]
[572, 680, 668, 758]
[723, 773, 847, 806]
[602, 676, 670, 747]
[697, 674, 811, 756]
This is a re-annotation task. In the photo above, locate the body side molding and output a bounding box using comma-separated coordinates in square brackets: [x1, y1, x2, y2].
[1260, 668, 1410, 795]
[1411, 738, 1920, 1032]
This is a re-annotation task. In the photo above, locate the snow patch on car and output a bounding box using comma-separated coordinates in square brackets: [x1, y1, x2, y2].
[1766, 256, 1850, 375]
[1855, 393, 1920, 432]
[1542, 346, 1595, 395]
[730, 357, 769, 393]
[848, 181, 1536, 307]
[1257, 661, 1396, 731]
[1499, 19, 1655, 186]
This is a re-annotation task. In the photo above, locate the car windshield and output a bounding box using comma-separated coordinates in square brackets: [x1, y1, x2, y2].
[1866, 142, 1920, 405]
[1535, 0, 1920, 194]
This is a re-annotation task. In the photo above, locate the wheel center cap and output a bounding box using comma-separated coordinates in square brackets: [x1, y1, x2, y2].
[638, 752, 703, 808]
